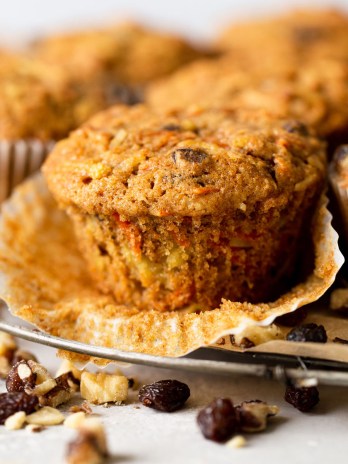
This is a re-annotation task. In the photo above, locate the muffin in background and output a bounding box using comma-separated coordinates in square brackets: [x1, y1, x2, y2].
[43, 104, 326, 312]
[0, 52, 109, 141]
[31, 22, 208, 88]
[146, 54, 348, 143]
[217, 9, 348, 63]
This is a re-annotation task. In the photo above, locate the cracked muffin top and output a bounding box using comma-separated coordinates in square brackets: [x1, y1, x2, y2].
[32, 22, 205, 86]
[146, 55, 348, 138]
[0, 53, 108, 140]
[43, 104, 326, 218]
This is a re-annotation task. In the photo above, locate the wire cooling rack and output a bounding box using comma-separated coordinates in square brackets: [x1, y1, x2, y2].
[1, 316, 348, 388]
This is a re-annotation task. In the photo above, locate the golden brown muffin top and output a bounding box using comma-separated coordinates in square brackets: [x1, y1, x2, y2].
[32, 22, 205, 85]
[146, 55, 348, 137]
[0, 53, 109, 140]
[43, 104, 326, 218]
[217, 9, 348, 62]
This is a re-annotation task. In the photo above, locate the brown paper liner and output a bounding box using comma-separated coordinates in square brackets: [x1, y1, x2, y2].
[0, 139, 54, 204]
[0, 174, 344, 364]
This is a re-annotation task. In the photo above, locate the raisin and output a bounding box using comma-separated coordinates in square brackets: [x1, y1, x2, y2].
[286, 323, 327, 343]
[197, 398, 238, 442]
[172, 148, 208, 164]
[284, 385, 319, 412]
[138, 379, 190, 412]
[293, 26, 324, 44]
[276, 308, 308, 327]
[282, 120, 309, 136]
[161, 123, 182, 131]
[0, 392, 38, 424]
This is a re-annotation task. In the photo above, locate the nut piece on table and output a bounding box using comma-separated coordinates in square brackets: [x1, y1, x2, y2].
[24, 360, 57, 396]
[66, 418, 108, 464]
[236, 400, 279, 433]
[6, 360, 37, 393]
[226, 435, 247, 448]
[69, 401, 92, 415]
[26, 406, 65, 426]
[64, 412, 86, 429]
[56, 360, 82, 382]
[39, 372, 79, 408]
[4, 411, 27, 430]
[80, 372, 128, 404]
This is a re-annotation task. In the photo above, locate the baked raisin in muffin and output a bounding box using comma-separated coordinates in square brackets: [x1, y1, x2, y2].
[43, 105, 326, 311]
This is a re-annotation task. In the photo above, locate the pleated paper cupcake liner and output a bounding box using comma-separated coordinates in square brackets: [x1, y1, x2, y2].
[0, 139, 54, 204]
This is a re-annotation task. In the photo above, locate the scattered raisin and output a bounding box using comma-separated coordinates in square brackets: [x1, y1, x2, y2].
[282, 120, 309, 136]
[286, 323, 327, 343]
[172, 148, 208, 164]
[0, 392, 38, 424]
[138, 379, 190, 412]
[284, 385, 319, 412]
[197, 398, 238, 442]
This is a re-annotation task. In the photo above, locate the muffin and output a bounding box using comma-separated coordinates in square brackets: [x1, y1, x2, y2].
[43, 104, 326, 312]
[32, 22, 206, 88]
[146, 55, 348, 141]
[217, 9, 348, 64]
[0, 53, 108, 141]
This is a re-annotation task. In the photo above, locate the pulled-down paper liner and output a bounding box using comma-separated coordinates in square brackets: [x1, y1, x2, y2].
[0, 175, 344, 361]
[0, 139, 54, 204]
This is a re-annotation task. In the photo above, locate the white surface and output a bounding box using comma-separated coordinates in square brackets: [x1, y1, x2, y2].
[0, 0, 348, 44]
[0, 341, 348, 464]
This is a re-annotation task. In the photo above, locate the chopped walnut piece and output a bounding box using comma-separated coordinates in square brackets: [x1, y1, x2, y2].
[66, 418, 108, 464]
[64, 412, 86, 429]
[26, 406, 65, 426]
[80, 372, 128, 404]
[24, 361, 57, 396]
[39, 372, 79, 408]
[4, 411, 26, 430]
[55, 360, 83, 382]
[226, 435, 247, 448]
[25, 424, 45, 433]
[6, 360, 37, 393]
[236, 401, 279, 433]
[11, 350, 37, 366]
[69, 401, 92, 415]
